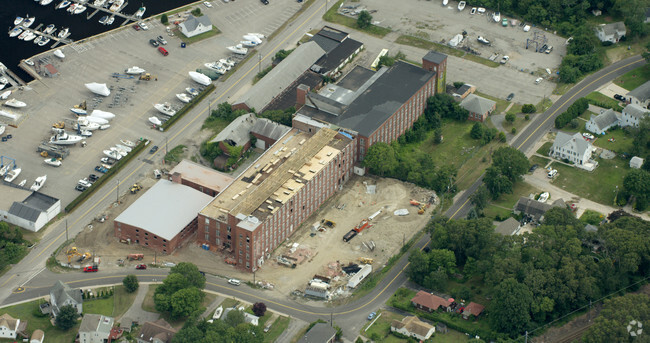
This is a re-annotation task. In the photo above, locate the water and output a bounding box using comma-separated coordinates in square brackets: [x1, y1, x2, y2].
[0, 0, 197, 83]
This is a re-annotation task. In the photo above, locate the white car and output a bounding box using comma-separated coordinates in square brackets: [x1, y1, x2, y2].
[582, 132, 595, 140]
[203, 1, 213, 7]
[547, 169, 558, 178]
[477, 7, 485, 14]
[138, 22, 148, 30]
[500, 56, 509, 64]
[535, 77, 543, 84]
[228, 278, 241, 286]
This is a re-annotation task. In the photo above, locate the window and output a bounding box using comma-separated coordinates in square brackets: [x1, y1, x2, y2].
[246, 236, 250, 243]
[205, 217, 209, 225]
[145, 232, 148, 236]
[205, 232, 209, 240]
[227, 226, 231, 233]
[135, 229, 139, 232]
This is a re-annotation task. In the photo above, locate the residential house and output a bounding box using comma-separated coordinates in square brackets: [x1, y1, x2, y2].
[585, 108, 620, 135]
[411, 290, 450, 312]
[178, 15, 212, 38]
[221, 308, 259, 326]
[49, 280, 82, 318]
[0, 313, 24, 339]
[297, 322, 337, 343]
[514, 197, 565, 222]
[462, 302, 485, 320]
[459, 94, 496, 122]
[625, 81, 650, 109]
[594, 22, 626, 43]
[630, 156, 644, 169]
[78, 314, 114, 343]
[621, 103, 649, 128]
[137, 319, 177, 343]
[549, 132, 596, 170]
[495, 217, 520, 236]
[390, 316, 435, 341]
[30, 329, 44, 343]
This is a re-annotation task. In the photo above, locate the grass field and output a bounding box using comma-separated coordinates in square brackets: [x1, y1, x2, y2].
[0, 300, 78, 343]
[264, 316, 290, 343]
[323, 0, 391, 37]
[529, 156, 551, 168]
[82, 286, 138, 318]
[536, 142, 553, 156]
[141, 284, 158, 313]
[164, 145, 186, 164]
[174, 26, 221, 45]
[614, 64, 650, 91]
[362, 310, 405, 343]
[585, 92, 624, 111]
[550, 157, 628, 206]
[592, 129, 635, 154]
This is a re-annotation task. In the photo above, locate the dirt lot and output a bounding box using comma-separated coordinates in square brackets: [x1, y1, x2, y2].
[58, 174, 435, 297]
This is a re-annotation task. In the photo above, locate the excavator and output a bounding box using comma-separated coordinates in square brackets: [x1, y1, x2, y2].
[66, 247, 91, 263]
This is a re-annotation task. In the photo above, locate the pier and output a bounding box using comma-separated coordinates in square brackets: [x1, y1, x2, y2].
[9, 24, 74, 50]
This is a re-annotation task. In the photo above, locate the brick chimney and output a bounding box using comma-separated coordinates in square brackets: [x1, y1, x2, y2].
[296, 84, 310, 106]
[171, 172, 182, 184]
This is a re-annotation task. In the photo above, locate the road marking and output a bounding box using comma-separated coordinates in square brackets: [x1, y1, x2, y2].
[516, 58, 644, 150]
[0, 275, 16, 288]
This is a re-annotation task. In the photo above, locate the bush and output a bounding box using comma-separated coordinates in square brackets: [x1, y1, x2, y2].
[511, 127, 517, 134]
[453, 81, 465, 89]
[505, 113, 516, 123]
[252, 302, 266, 317]
[191, 8, 201, 16]
[555, 98, 589, 128]
[123, 274, 139, 293]
[498, 132, 507, 142]
[55, 305, 78, 330]
[569, 119, 580, 129]
[522, 104, 536, 113]
[525, 114, 530, 121]
[161, 14, 168, 25]
[357, 10, 372, 29]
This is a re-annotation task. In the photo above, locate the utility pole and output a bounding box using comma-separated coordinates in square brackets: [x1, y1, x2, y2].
[330, 312, 333, 327]
[525, 331, 528, 343]
[258, 53, 262, 73]
[65, 219, 68, 242]
[116, 178, 119, 204]
[253, 270, 256, 284]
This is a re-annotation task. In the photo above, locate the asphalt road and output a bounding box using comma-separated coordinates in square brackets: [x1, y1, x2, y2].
[0, 3, 646, 341]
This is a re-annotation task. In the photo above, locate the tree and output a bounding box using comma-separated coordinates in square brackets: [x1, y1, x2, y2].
[470, 122, 484, 139]
[434, 128, 443, 144]
[489, 278, 533, 336]
[170, 287, 204, 319]
[623, 169, 650, 210]
[363, 143, 398, 177]
[155, 262, 206, 319]
[453, 81, 465, 89]
[492, 147, 529, 181]
[252, 302, 266, 317]
[484, 166, 513, 199]
[521, 104, 536, 113]
[273, 49, 294, 62]
[470, 185, 490, 212]
[161, 14, 169, 25]
[170, 262, 206, 289]
[505, 113, 516, 123]
[407, 250, 429, 285]
[357, 10, 372, 29]
[123, 274, 139, 293]
[191, 7, 202, 16]
[644, 42, 650, 63]
[584, 293, 650, 343]
[55, 305, 78, 330]
[377, 55, 396, 68]
[225, 309, 245, 327]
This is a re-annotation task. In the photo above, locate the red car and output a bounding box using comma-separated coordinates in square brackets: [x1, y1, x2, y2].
[133, 24, 141, 31]
[158, 47, 169, 56]
[136, 264, 147, 270]
[83, 265, 98, 272]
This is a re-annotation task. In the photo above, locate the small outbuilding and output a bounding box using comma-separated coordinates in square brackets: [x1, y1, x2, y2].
[630, 156, 644, 169]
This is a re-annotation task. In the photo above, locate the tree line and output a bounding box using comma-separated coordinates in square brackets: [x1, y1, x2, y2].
[0, 222, 29, 273]
[554, 98, 589, 128]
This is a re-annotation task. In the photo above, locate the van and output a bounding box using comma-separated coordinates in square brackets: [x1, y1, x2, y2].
[545, 45, 553, 54]
[535, 77, 543, 84]
[547, 169, 557, 178]
[158, 47, 169, 56]
[154, 169, 161, 179]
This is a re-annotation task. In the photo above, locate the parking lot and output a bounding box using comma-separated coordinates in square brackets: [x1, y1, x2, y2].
[0, 0, 304, 205]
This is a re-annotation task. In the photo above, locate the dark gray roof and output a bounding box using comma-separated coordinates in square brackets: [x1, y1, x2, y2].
[588, 109, 620, 131]
[260, 70, 323, 113]
[423, 51, 447, 65]
[138, 319, 177, 343]
[309, 27, 349, 53]
[336, 65, 375, 91]
[310, 35, 340, 54]
[552, 198, 566, 208]
[251, 118, 291, 141]
[312, 38, 363, 74]
[23, 191, 59, 210]
[299, 61, 436, 137]
[297, 323, 337, 343]
[457, 84, 472, 95]
[627, 80, 650, 102]
[8, 202, 41, 221]
[181, 15, 212, 32]
[50, 280, 82, 307]
[460, 94, 496, 114]
[495, 217, 520, 236]
[8, 191, 59, 222]
[514, 197, 552, 220]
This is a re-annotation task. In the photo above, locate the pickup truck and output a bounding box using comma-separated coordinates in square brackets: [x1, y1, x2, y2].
[95, 166, 109, 173]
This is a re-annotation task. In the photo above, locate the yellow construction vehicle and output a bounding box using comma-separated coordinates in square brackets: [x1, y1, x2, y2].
[66, 247, 78, 255]
[40, 151, 49, 157]
[139, 73, 156, 81]
[358, 257, 374, 264]
[321, 219, 336, 228]
[418, 204, 427, 215]
[130, 184, 142, 194]
[52, 121, 65, 129]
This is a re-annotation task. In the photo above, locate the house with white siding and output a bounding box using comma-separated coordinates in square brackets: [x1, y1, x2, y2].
[178, 15, 212, 38]
[550, 132, 597, 171]
[585, 108, 620, 135]
[620, 103, 649, 128]
[594, 22, 626, 43]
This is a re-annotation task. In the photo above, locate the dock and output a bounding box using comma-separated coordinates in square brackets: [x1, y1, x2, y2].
[74, 0, 142, 26]
[9, 24, 74, 50]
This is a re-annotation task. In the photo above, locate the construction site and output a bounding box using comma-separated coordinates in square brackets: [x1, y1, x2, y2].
[54, 173, 435, 297]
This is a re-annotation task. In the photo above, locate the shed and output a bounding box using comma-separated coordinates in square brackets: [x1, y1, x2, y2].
[630, 156, 644, 169]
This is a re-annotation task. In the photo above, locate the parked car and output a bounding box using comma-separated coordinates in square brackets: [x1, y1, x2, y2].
[500, 55, 509, 64]
[260, 0, 269, 4]
[138, 22, 149, 30]
[506, 93, 515, 101]
[133, 24, 141, 31]
[582, 132, 595, 140]
[228, 278, 241, 286]
[149, 145, 159, 154]
[136, 264, 147, 270]
[203, 1, 213, 7]
[264, 324, 272, 333]
[529, 164, 538, 173]
[367, 312, 377, 320]
[547, 169, 558, 178]
[545, 45, 553, 54]
[83, 265, 98, 272]
[89, 174, 99, 182]
[75, 184, 87, 192]
[470, 7, 477, 14]
[614, 94, 624, 101]
[149, 39, 159, 47]
[95, 165, 108, 173]
[535, 77, 543, 84]
[157, 35, 167, 45]
[158, 47, 169, 56]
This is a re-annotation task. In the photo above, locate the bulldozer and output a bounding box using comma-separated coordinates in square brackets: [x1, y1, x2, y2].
[358, 257, 374, 264]
[130, 184, 142, 194]
[321, 219, 336, 228]
[139, 73, 156, 81]
[73, 100, 87, 111]
[66, 247, 78, 255]
[52, 121, 65, 129]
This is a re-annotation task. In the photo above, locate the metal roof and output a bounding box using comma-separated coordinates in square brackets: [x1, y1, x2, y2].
[297, 323, 337, 343]
[8, 202, 41, 222]
[79, 314, 113, 335]
[251, 118, 291, 141]
[210, 113, 257, 146]
[623, 103, 650, 119]
[588, 109, 620, 131]
[114, 180, 213, 241]
[180, 15, 212, 32]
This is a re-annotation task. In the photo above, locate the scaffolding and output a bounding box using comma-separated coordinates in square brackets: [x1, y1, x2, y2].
[526, 31, 548, 52]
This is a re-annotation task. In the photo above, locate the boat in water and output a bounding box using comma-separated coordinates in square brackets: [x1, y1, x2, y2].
[149, 116, 162, 126]
[23, 32, 37, 42]
[43, 24, 56, 34]
[38, 37, 51, 46]
[106, 16, 115, 25]
[56, 0, 71, 9]
[50, 130, 83, 145]
[110, 0, 124, 11]
[134, 6, 146, 18]
[125, 66, 145, 74]
[458, 1, 466, 11]
[154, 103, 176, 116]
[186, 88, 199, 97]
[99, 15, 109, 24]
[176, 93, 192, 103]
[58, 27, 69, 38]
[4, 167, 21, 182]
[44, 158, 62, 167]
[9, 27, 23, 38]
[17, 31, 29, 40]
[120, 139, 136, 148]
[33, 36, 43, 45]
[189, 71, 211, 86]
[74, 5, 87, 14]
[227, 44, 248, 55]
[40, 0, 54, 5]
[54, 49, 65, 59]
[23, 17, 36, 28]
[30, 175, 47, 191]
[94, 0, 106, 6]
[4, 99, 26, 108]
[67, 3, 77, 13]
[14, 16, 24, 26]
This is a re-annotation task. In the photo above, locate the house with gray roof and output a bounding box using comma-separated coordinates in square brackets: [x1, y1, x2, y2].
[0, 188, 60, 232]
[585, 108, 620, 134]
[514, 197, 552, 222]
[459, 94, 496, 122]
[594, 22, 626, 43]
[179, 15, 212, 38]
[210, 113, 257, 156]
[626, 80, 650, 108]
[621, 103, 650, 127]
[550, 131, 596, 170]
[137, 319, 177, 343]
[495, 217, 521, 236]
[297, 322, 337, 343]
[49, 280, 82, 318]
[78, 314, 113, 343]
[233, 41, 326, 112]
[114, 180, 213, 254]
[250, 117, 291, 149]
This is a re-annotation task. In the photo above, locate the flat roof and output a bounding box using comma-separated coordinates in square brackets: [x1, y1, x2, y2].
[336, 65, 375, 91]
[169, 160, 235, 194]
[115, 180, 213, 241]
[313, 38, 363, 73]
[0, 185, 32, 210]
[200, 128, 350, 228]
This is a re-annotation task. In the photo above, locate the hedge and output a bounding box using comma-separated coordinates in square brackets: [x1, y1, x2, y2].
[64, 139, 149, 213]
[161, 83, 215, 130]
[554, 98, 589, 129]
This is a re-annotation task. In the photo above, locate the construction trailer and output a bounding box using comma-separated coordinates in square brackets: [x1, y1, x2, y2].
[347, 264, 372, 289]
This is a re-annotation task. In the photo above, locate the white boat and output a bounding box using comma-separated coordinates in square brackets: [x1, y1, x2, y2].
[213, 306, 223, 320]
[458, 1, 466, 11]
[0, 124, 4, 136]
[240, 40, 259, 47]
[78, 119, 100, 130]
[204, 62, 222, 71]
[242, 35, 262, 44]
[67, 4, 77, 13]
[18, 179, 26, 187]
[30, 175, 47, 191]
[44, 24, 56, 34]
[110, 0, 124, 11]
[538, 192, 549, 203]
[0, 164, 9, 177]
[112, 146, 128, 156]
[17, 31, 29, 40]
[99, 124, 110, 130]
[85, 82, 110, 96]
[57, 27, 69, 38]
[154, 103, 176, 116]
[24, 59, 34, 66]
[186, 88, 199, 97]
[246, 33, 265, 39]
[94, 0, 106, 6]
[176, 93, 192, 103]
[100, 157, 114, 164]
[74, 5, 87, 14]
[120, 139, 136, 147]
[0, 110, 18, 121]
[23, 17, 36, 28]
[9, 28, 23, 38]
[493, 12, 501, 22]
[14, 17, 24, 26]
[71, 108, 87, 115]
[99, 15, 110, 24]
[4, 167, 21, 182]
[56, 0, 71, 9]
[23, 32, 37, 42]
[442, 0, 448, 5]
[38, 38, 51, 46]
[103, 150, 122, 160]
[40, 0, 54, 5]
[84, 116, 109, 125]
[134, 6, 146, 18]
[219, 59, 235, 68]
[50, 131, 83, 145]
[477, 36, 490, 45]
[106, 16, 115, 25]
[189, 71, 211, 86]
[116, 144, 132, 153]
[227, 44, 248, 55]
[44, 158, 62, 167]
[54, 49, 65, 59]
[79, 129, 92, 137]
[90, 109, 115, 120]
[125, 66, 145, 74]
[149, 116, 162, 126]
[0, 91, 10, 100]
[5, 99, 26, 108]
[33, 36, 43, 44]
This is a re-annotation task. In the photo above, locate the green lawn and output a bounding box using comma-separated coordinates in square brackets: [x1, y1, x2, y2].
[592, 128, 635, 154]
[141, 284, 158, 313]
[140, 284, 215, 328]
[550, 157, 628, 206]
[536, 142, 553, 155]
[323, 0, 391, 37]
[613, 64, 650, 91]
[164, 145, 186, 164]
[82, 286, 137, 318]
[529, 156, 551, 169]
[264, 316, 289, 343]
[585, 92, 624, 112]
[174, 26, 221, 45]
[0, 300, 79, 343]
[362, 310, 406, 343]
[484, 181, 541, 220]
[84, 295, 114, 317]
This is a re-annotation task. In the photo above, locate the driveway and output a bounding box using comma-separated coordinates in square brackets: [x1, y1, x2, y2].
[118, 283, 159, 325]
